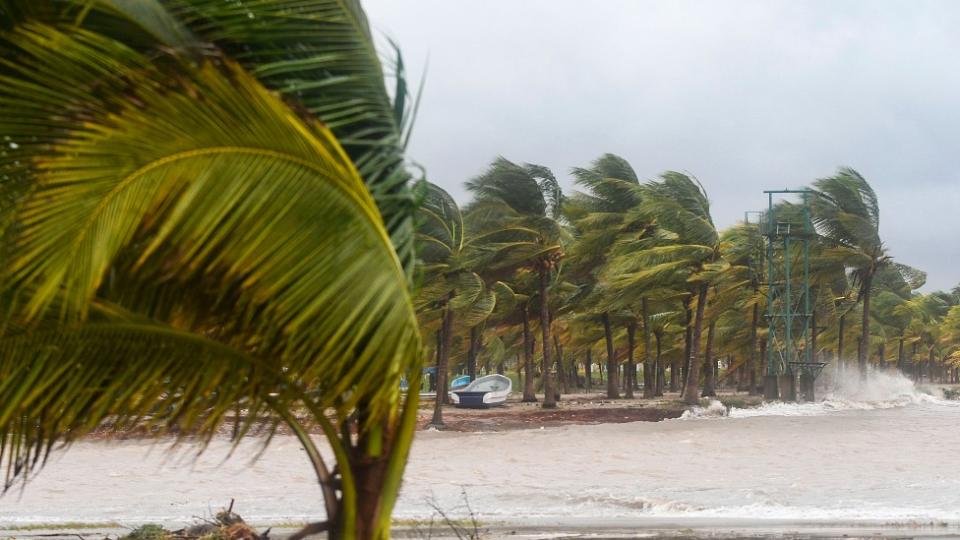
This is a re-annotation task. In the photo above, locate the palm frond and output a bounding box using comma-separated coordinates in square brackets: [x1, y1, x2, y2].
[0, 23, 420, 485]
[0, 315, 292, 490]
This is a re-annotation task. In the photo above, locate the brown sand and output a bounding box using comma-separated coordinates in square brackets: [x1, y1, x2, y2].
[416, 391, 762, 432]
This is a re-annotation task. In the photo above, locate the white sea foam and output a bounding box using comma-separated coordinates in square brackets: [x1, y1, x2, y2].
[681, 399, 729, 419]
[531, 492, 960, 523]
[718, 369, 952, 419]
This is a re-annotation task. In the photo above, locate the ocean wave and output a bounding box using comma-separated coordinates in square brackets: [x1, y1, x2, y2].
[681, 399, 729, 419]
[467, 491, 960, 525]
[683, 370, 957, 420]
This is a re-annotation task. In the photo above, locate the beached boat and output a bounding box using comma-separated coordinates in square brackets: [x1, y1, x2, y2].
[450, 375, 472, 390]
[450, 374, 511, 408]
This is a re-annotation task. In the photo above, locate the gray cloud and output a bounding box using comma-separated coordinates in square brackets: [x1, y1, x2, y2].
[365, 0, 960, 291]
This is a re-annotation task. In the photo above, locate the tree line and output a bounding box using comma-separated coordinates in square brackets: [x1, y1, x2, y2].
[417, 156, 960, 424]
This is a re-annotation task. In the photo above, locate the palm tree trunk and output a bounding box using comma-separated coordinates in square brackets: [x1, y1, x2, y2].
[748, 303, 759, 395]
[759, 337, 767, 385]
[811, 302, 819, 364]
[684, 285, 709, 405]
[540, 268, 557, 408]
[554, 333, 567, 395]
[702, 320, 717, 397]
[467, 325, 479, 381]
[307, 379, 421, 540]
[642, 298, 654, 398]
[521, 303, 537, 402]
[585, 348, 592, 391]
[856, 335, 863, 376]
[430, 300, 453, 426]
[431, 332, 441, 393]
[669, 354, 680, 393]
[910, 341, 923, 381]
[910, 342, 923, 382]
[837, 312, 846, 373]
[859, 276, 872, 379]
[625, 321, 636, 399]
[897, 337, 905, 373]
[655, 332, 665, 396]
[602, 312, 620, 398]
[680, 302, 693, 397]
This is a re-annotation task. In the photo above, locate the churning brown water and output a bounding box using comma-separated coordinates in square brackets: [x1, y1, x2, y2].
[2, 370, 959, 533]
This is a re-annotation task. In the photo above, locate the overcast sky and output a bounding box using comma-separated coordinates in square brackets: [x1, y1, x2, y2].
[365, 0, 960, 291]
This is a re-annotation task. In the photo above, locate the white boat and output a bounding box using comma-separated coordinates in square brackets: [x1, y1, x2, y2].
[450, 374, 512, 408]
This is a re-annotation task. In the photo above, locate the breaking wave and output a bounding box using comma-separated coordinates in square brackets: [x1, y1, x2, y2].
[684, 369, 956, 420]
[526, 491, 960, 525]
[681, 399, 729, 419]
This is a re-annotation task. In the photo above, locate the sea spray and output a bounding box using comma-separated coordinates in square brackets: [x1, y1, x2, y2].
[725, 368, 952, 419]
[680, 399, 728, 419]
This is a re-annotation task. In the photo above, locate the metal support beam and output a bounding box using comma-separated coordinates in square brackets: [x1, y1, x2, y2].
[761, 190, 824, 401]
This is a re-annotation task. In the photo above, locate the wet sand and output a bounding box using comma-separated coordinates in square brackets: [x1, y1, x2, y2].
[415, 391, 712, 431]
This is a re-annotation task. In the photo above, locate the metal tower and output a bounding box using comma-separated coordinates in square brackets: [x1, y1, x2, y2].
[761, 190, 824, 401]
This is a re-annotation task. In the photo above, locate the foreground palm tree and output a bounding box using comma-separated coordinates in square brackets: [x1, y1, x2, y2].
[0, 3, 420, 539]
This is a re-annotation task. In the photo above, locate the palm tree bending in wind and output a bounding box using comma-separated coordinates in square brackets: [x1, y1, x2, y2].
[0, 2, 422, 539]
[466, 157, 567, 408]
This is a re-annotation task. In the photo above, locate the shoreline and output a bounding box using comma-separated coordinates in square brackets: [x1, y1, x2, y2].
[416, 391, 762, 432]
[81, 391, 760, 441]
[82, 382, 958, 441]
[8, 520, 960, 540]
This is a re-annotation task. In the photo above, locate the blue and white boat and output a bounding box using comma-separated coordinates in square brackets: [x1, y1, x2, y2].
[450, 375, 472, 390]
[450, 374, 511, 408]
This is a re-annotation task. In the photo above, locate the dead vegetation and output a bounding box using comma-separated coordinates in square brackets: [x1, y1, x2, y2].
[119, 501, 269, 540]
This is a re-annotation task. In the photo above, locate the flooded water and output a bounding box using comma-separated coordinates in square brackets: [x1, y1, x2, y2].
[3, 371, 960, 535]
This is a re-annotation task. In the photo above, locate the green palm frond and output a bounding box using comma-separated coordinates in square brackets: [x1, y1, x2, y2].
[524, 163, 564, 220]
[811, 167, 883, 256]
[458, 286, 496, 328]
[449, 272, 484, 309]
[894, 263, 927, 291]
[0, 313, 293, 490]
[606, 244, 715, 275]
[490, 281, 518, 316]
[0, 21, 420, 488]
[20, 0, 422, 278]
[466, 157, 548, 217]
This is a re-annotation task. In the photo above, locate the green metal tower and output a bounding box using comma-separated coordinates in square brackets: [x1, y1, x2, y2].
[761, 190, 824, 401]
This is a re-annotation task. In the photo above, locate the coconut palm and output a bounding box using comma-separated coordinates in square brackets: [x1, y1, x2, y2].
[810, 168, 893, 378]
[939, 305, 960, 374]
[645, 301, 685, 395]
[611, 172, 723, 404]
[698, 268, 751, 396]
[567, 154, 649, 397]
[719, 222, 765, 393]
[465, 158, 567, 408]
[0, 3, 421, 539]
[872, 273, 923, 373]
[416, 183, 512, 427]
[893, 291, 946, 378]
